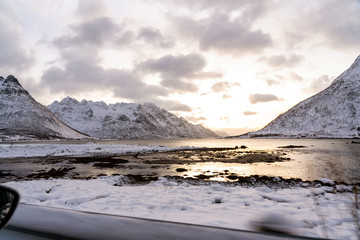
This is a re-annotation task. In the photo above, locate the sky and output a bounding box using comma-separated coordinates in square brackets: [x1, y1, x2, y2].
[0, 0, 359, 135]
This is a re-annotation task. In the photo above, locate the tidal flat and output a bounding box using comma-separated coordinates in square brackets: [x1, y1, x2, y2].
[0, 147, 294, 183]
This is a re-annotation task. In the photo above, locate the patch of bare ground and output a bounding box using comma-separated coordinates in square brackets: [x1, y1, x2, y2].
[129, 149, 290, 164]
[26, 167, 75, 179]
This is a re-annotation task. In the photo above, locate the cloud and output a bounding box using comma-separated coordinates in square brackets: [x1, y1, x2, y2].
[249, 93, 280, 104]
[137, 27, 175, 48]
[211, 81, 240, 92]
[220, 117, 229, 120]
[138, 53, 221, 92]
[139, 54, 205, 77]
[42, 60, 103, 95]
[0, 2, 35, 74]
[55, 2, 176, 53]
[54, 17, 120, 49]
[266, 79, 280, 86]
[256, 71, 283, 86]
[40, 5, 187, 105]
[174, 0, 268, 22]
[288, 0, 360, 49]
[257, 71, 303, 86]
[69, 1, 177, 51]
[108, 70, 169, 100]
[305, 75, 333, 93]
[185, 116, 207, 122]
[243, 111, 257, 115]
[289, 72, 303, 81]
[173, 11, 272, 55]
[258, 54, 303, 68]
[42, 58, 168, 101]
[151, 99, 192, 112]
[222, 94, 232, 100]
[41, 14, 170, 103]
[76, 0, 108, 19]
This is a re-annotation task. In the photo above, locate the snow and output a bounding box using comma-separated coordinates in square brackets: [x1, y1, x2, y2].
[4, 176, 359, 240]
[0, 143, 177, 159]
[319, 178, 335, 186]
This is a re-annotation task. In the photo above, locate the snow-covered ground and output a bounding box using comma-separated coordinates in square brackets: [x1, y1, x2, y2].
[4, 176, 359, 240]
[1, 142, 359, 239]
[0, 143, 179, 159]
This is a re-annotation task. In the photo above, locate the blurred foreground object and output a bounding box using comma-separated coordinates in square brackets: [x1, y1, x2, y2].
[0, 185, 20, 229]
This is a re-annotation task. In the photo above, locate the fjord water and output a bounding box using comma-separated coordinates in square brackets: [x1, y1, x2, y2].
[98, 138, 360, 183]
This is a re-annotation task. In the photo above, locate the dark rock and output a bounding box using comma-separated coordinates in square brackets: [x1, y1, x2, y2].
[176, 168, 188, 172]
[226, 175, 238, 180]
[278, 145, 306, 148]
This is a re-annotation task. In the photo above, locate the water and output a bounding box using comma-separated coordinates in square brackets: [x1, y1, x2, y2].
[5, 138, 360, 183]
[94, 138, 360, 183]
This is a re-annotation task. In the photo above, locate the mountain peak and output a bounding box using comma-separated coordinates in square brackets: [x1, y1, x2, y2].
[61, 96, 80, 104]
[249, 55, 360, 138]
[0, 76, 88, 141]
[2, 75, 23, 88]
[354, 55, 360, 63]
[330, 55, 360, 85]
[347, 55, 360, 72]
[5, 75, 21, 85]
[0, 75, 28, 94]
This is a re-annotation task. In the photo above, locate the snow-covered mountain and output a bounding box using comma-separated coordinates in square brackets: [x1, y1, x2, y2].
[0, 75, 88, 141]
[48, 97, 218, 139]
[248, 55, 360, 138]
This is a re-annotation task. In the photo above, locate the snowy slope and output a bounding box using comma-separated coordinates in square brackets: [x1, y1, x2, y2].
[0, 75, 88, 141]
[48, 98, 218, 139]
[249, 55, 360, 138]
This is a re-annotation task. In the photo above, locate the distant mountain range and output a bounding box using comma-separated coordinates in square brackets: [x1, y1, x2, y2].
[0, 76, 88, 141]
[246, 55, 360, 138]
[48, 97, 218, 139]
[0, 75, 218, 141]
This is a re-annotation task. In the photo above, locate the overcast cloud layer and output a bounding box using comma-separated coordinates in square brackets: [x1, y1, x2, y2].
[0, 0, 359, 132]
[0, 2, 35, 74]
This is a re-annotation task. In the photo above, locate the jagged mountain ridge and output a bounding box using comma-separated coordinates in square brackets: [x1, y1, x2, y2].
[249, 55, 360, 138]
[48, 97, 218, 139]
[0, 76, 88, 141]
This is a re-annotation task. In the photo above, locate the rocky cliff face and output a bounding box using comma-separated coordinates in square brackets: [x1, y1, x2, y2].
[48, 98, 218, 139]
[249, 55, 360, 138]
[0, 75, 88, 141]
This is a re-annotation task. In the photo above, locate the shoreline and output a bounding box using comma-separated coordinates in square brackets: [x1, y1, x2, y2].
[0, 147, 291, 182]
[1, 147, 358, 186]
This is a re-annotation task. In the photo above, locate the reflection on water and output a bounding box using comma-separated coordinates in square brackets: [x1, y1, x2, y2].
[5, 138, 359, 183]
[98, 138, 360, 183]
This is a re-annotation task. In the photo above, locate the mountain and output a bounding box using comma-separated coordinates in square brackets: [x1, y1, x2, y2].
[214, 130, 230, 137]
[48, 97, 218, 139]
[0, 75, 88, 141]
[248, 55, 360, 138]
